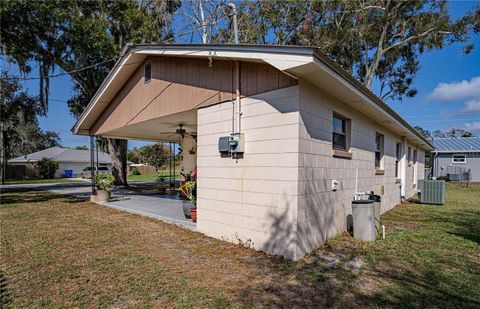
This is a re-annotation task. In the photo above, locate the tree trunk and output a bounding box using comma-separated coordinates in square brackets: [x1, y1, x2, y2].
[107, 138, 128, 186]
[0, 130, 6, 185]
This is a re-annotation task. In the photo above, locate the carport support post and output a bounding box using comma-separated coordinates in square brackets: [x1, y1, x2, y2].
[90, 136, 96, 194]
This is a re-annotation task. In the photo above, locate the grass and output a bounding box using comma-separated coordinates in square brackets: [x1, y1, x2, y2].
[1, 183, 478, 308]
[4, 178, 84, 185]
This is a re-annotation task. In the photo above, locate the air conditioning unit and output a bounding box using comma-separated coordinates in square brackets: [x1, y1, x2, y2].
[418, 180, 445, 205]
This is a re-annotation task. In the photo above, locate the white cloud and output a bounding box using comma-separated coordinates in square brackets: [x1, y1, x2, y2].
[460, 99, 480, 113]
[462, 122, 480, 134]
[429, 76, 480, 101]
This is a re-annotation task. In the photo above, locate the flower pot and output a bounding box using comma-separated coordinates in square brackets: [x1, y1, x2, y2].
[96, 190, 111, 202]
[158, 186, 166, 194]
[189, 207, 197, 222]
[182, 201, 195, 219]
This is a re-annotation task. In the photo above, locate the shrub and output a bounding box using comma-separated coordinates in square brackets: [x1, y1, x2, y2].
[179, 181, 196, 205]
[37, 158, 58, 179]
[131, 167, 140, 175]
[93, 173, 115, 191]
[436, 176, 450, 181]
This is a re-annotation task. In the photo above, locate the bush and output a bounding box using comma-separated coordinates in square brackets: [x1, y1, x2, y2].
[93, 173, 115, 191]
[436, 176, 450, 181]
[131, 167, 140, 175]
[37, 158, 58, 179]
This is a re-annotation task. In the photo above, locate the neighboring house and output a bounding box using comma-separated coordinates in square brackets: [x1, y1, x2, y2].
[72, 44, 433, 260]
[9, 146, 112, 178]
[431, 137, 480, 182]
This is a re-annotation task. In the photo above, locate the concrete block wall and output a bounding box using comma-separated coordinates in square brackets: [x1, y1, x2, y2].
[196, 86, 302, 259]
[296, 80, 425, 256]
[196, 82, 426, 260]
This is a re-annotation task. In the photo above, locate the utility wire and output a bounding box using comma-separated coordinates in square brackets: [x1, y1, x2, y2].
[4, 20, 222, 81]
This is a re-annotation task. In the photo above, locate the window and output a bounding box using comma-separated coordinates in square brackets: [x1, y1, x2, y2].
[407, 146, 412, 163]
[452, 154, 466, 164]
[144, 62, 152, 83]
[375, 133, 384, 169]
[413, 149, 418, 183]
[332, 114, 349, 150]
[395, 142, 402, 178]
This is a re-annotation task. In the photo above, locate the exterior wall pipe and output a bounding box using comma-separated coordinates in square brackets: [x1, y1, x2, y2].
[235, 61, 241, 133]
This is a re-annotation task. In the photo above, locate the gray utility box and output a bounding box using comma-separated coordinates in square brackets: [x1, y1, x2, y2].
[218, 133, 244, 154]
[352, 200, 376, 241]
[418, 180, 445, 205]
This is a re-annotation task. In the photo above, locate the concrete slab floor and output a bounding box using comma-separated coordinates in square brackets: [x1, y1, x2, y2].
[1, 182, 196, 230]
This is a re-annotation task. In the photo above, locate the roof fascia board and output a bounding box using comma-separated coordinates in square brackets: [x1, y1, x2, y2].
[431, 150, 480, 153]
[71, 45, 135, 134]
[312, 51, 434, 150]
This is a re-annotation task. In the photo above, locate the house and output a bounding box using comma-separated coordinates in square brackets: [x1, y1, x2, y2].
[9, 146, 112, 178]
[431, 137, 480, 182]
[72, 44, 433, 260]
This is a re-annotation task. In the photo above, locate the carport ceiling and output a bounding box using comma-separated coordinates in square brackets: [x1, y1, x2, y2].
[98, 110, 197, 142]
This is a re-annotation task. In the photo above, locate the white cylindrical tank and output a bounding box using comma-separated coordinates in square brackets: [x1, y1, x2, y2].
[352, 200, 376, 241]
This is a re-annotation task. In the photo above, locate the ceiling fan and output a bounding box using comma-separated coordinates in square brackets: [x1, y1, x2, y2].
[158, 124, 196, 140]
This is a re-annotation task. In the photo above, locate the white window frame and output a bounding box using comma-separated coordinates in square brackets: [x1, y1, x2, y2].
[452, 154, 466, 164]
[395, 142, 402, 178]
[375, 132, 384, 169]
[332, 113, 350, 151]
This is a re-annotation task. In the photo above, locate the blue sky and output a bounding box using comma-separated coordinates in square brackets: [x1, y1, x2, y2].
[3, 1, 479, 149]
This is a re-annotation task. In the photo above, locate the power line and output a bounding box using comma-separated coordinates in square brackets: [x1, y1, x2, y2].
[4, 20, 221, 81]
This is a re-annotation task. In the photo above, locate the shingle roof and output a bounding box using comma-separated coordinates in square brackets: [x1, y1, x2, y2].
[432, 137, 480, 152]
[9, 147, 112, 163]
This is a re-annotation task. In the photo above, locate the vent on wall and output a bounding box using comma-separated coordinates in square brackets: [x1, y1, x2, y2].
[144, 62, 152, 83]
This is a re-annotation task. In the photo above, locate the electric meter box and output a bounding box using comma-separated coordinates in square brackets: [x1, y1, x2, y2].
[218, 133, 244, 154]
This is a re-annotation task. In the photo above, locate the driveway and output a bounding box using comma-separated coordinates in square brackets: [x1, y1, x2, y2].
[1, 181, 195, 230]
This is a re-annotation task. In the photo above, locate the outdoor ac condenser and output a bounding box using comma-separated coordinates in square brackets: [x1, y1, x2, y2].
[418, 180, 445, 205]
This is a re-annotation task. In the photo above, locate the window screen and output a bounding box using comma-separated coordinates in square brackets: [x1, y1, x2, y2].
[452, 154, 466, 163]
[375, 133, 384, 169]
[395, 142, 402, 177]
[332, 115, 347, 150]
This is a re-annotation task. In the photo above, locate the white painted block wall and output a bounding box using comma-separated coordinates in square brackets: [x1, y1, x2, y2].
[196, 84, 425, 259]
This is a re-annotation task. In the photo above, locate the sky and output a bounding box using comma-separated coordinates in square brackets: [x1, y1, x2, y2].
[3, 1, 479, 150]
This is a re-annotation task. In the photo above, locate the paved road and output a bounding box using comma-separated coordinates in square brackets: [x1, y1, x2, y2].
[1, 181, 195, 230]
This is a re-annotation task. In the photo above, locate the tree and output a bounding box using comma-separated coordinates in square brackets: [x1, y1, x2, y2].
[37, 157, 58, 179]
[432, 128, 475, 138]
[177, 0, 227, 44]
[127, 148, 141, 164]
[414, 126, 432, 141]
[139, 143, 170, 171]
[0, 0, 179, 185]
[0, 72, 61, 184]
[234, 1, 477, 102]
[74, 145, 89, 150]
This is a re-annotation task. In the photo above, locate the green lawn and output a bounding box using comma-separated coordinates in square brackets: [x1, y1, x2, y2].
[4, 178, 84, 185]
[127, 172, 180, 181]
[1, 183, 478, 307]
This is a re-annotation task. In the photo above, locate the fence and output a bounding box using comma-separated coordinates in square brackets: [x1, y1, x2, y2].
[446, 166, 471, 183]
[6, 164, 39, 179]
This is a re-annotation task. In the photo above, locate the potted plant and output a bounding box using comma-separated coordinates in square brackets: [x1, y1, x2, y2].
[179, 181, 196, 222]
[91, 173, 115, 202]
[155, 172, 167, 194]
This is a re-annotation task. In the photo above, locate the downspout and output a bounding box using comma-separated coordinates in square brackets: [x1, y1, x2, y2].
[235, 61, 241, 133]
[400, 137, 407, 199]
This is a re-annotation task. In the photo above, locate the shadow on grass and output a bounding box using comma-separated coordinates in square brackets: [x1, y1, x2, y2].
[0, 269, 12, 308]
[354, 262, 480, 308]
[0, 188, 85, 205]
